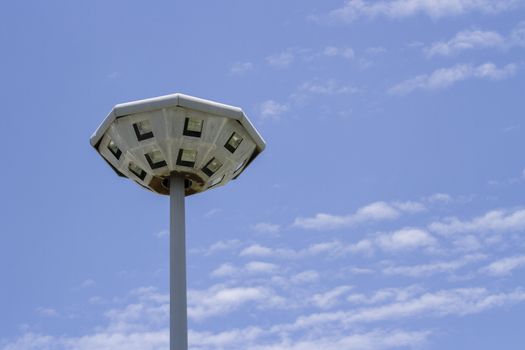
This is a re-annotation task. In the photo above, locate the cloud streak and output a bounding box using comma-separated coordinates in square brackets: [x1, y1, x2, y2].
[428, 208, 525, 235]
[389, 63, 517, 95]
[319, 0, 519, 24]
[425, 22, 525, 57]
[293, 201, 425, 230]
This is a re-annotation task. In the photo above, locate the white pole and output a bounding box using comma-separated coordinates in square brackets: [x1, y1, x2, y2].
[170, 172, 188, 350]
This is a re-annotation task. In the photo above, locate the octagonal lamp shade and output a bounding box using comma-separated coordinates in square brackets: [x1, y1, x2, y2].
[90, 93, 266, 196]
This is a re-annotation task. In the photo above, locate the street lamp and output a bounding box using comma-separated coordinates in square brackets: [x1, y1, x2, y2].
[90, 93, 266, 350]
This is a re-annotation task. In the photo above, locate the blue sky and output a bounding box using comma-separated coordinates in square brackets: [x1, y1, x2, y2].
[1, 0, 525, 349]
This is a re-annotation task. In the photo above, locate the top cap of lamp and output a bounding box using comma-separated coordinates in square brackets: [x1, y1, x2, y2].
[90, 93, 266, 196]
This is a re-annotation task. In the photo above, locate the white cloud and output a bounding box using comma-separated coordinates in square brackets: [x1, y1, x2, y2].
[240, 244, 274, 257]
[154, 229, 169, 238]
[190, 328, 431, 350]
[428, 208, 525, 235]
[298, 80, 358, 95]
[512, 21, 525, 47]
[211, 263, 239, 278]
[251, 222, 281, 234]
[293, 201, 423, 230]
[365, 46, 387, 55]
[35, 307, 58, 317]
[212, 261, 280, 278]
[286, 287, 525, 331]
[389, 63, 517, 95]
[425, 22, 525, 57]
[4, 283, 525, 350]
[259, 100, 289, 120]
[323, 46, 355, 59]
[481, 256, 525, 276]
[239, 241, 352, 259]
[451, 235, 483, 252]
[196, 239, 241, 255]
[320, 0, 518, 24]
[245, 329, 431, 350]
[189, 328, 264, 349]
[311, 286, 353, 309]
[291, 270, 320, 284]
[188, 284, 282, 321]
[266, 51, 295, 68]
[230, 61, 254, 74]
[266, 46, 359, 69]
[382, 254, 487, 277]
[425, 30, 505, 57]
[241, 229, 435, 261]
[347, 285, 423, 305]
[191, 328, 431, 350]
[204, 208, 222, 218]
[80, 279, 96, 288]
[0, 331, 168, 350]
[426, 193, 453, 203]
[392, 201, 426, 213]
[348, 266, 375, 275]
[245, 261, 279, 274]
[375, 228, 437, 251]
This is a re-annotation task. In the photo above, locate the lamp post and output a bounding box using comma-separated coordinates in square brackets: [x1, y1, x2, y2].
[90, 93, 266, 350]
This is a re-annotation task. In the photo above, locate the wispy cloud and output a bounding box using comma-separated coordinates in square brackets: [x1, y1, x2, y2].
[284, 287, 525, 331]
[293, 201, 424, 230]
[383, 254, 487, 277]
[266, 46, 357, 69]
[311, 286, 354, 309]
[428, 208, 525, 235]
[258, 100, 289, 120]
[204, 208, 222, 218]
[154, 229, 169, 238]
[291, 270, 320, 284]
[192, 328, 431, 350]
[317, 0, 519, 24]
[188, 284, 283, 321]
[35, 307, 58, 317]
[230, 61, 254, 74]
[298, 80, 358, 95]
[426, 193, 453, 203]
[375, 228, 437, 252]
[323, 46, 355, 59]
[389, 63, 517, 95]
[192, 239, 241, 256]
[481, 255, 525, 276]
[425, 30, 505, 57]
[347, 285, 423, 305]
[239, 241, 350, 259]
[425, 22, 525, 57]
[266, 50, 296, 68]
[240, 229, 437, 261]
[211, 261, 280, 278]
[251, 222, 281, 234]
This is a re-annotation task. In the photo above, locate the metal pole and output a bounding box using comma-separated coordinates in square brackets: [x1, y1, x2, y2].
[170, 172, 188, 350]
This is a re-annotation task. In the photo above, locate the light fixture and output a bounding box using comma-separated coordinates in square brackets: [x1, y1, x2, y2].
[202, 157, 223, 177]
[145, 150, 167, 169]
[209, 175, 224, 188]
[133, 120, 154, 141]
[225, 132, 243, 153]
[183, 117, 203, 137]
[128, 162, 147, 181]
[176, 149, 197, 168]
[107, 139, 122, 160]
